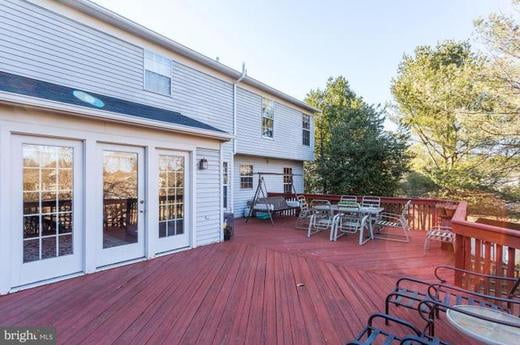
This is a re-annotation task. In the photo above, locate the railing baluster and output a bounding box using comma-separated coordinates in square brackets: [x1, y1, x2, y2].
[474, 239, 482, 291]
[495, 245, 504, 296]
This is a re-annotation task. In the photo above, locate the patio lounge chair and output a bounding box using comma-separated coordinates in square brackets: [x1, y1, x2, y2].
[307, 199, 334, 238]
[424, 225, 455, 253]
[385, 265, 520, 336]
[374, 200, 411, 243]
[346, 313, 450, 345]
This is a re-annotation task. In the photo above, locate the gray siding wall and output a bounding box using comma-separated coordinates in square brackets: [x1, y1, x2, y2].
[235, 87, 314, 161]
[196, 148, 221, 246]
[0, 0, 234, 134]
[233, 155, 304, 217]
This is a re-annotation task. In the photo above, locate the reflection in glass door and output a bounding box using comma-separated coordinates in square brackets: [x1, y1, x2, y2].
[23, 145, 74, 262]
[12, 136, 83, 287]
[103, 151, 138, 248]
[159, 155, 184, 238]
[98, 145, 145, 267]
[156, 151, 189, 253]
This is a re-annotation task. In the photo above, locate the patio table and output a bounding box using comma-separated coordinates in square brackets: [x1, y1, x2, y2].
[312, 204, 384, 241]
[446, 305, 520, 345]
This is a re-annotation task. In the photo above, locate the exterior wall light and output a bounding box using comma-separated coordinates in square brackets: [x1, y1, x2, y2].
[199, 158, 208, 170]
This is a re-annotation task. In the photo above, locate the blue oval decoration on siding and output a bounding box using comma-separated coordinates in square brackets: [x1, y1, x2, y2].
[72, 90, 105, 108]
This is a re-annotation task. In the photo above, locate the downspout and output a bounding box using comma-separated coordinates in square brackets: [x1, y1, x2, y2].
[233, 63, 247, 154]
[230, 63, 246, 217]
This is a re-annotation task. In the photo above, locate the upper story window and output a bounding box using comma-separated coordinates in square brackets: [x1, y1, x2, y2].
[261, 98, 274, 138]
[283, 167, 293, 194]
[144, 50, 172, 96]
[240, 164, 253, 189]
[302, 114, 311, 146]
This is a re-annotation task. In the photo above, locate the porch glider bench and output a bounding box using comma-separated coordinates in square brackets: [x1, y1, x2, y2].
[247, 196, 300, 224]
[251, 196, 300, 213]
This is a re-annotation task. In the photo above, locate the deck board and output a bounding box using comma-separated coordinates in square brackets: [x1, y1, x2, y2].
[0, 217, 481, 344]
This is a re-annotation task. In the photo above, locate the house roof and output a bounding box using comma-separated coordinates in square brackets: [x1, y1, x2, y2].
[58, 0, 319, 114]
[0, 71, 231, 140]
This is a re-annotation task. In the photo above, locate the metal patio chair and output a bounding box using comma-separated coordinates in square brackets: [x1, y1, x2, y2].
[424, 225, 455, 254]
[374, 200, 411, 243]
[307, 199, 334, 238]
[332, 211, 372, 245]
[340, 195, 357, 203]
[346, 313, 450, 345]
[295, 195, 311, 230]
[385, 265, 520, 336]
[361, 196, 381, 208]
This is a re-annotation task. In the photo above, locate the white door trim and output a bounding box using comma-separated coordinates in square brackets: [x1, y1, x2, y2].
[0, 126, 11, 294]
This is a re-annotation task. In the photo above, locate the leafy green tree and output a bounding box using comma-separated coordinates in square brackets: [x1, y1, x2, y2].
[391, 41, 519, 195]
[474, 0, 520, 160]
[305, 76, 411, 196]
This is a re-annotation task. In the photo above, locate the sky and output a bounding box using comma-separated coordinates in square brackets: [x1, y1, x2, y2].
[93, 0, 515, 108]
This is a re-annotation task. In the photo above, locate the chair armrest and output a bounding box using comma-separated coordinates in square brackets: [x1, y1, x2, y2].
[427, 283, 520, 306]
[380, 211, 399, 217]
[367, 313, 422, 336]
[379, 213, 401, 222]
[395, 276, 434, 290]
[434, 265, 517, 284]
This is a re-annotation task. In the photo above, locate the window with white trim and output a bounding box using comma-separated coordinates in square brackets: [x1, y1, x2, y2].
[283, 167, 293, 194]
[222, 161, 229, 209]
[261, 98, 274, 138]
[240, 164, 253, 189]
[144, 50, 172, 96]
[302, 114, 311, 146]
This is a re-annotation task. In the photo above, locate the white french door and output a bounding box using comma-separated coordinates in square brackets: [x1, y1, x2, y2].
[97, 144, 145, 267]
[155, 150, 190, 253]
[11, 136, 84, 287]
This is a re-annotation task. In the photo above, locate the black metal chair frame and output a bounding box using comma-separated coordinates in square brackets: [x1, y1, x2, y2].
[346, 313, 450, 345]
[385, 265, 520, 336]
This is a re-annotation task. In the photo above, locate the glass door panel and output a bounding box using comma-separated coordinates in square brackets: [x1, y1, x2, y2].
[156, 151, 189, 253]
[22, 145, 74, 263]
[12, 135, 83, 288]
[158, 155, 184, 238]
[98, 144, 145, 267]
[103, 151, 139, 248]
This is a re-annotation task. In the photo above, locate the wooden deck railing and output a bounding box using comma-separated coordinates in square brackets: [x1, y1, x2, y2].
[451, 201, 520, 293]
[268, 192, 520, 290]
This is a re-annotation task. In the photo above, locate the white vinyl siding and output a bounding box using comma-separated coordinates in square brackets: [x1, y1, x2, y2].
[0, 0, 233, 134]
[236, 88, 314, 161]
[196, 148, 221, 246]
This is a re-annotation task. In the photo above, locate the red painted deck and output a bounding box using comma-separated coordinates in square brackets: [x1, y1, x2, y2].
[0, 217, 481, 344]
